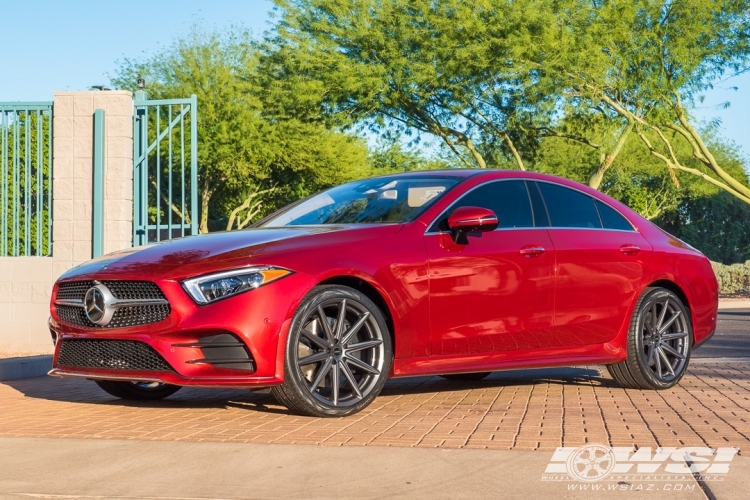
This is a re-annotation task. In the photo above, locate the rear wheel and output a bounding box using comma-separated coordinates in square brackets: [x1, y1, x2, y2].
[95, 380, 181, 401]
[607, 287, 692, 390]
[440, 372, 491, 381]
[272, 285, 393, 417]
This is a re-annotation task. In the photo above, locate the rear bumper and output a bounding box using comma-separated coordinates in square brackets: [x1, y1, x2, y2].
[693, 325, 716, 350]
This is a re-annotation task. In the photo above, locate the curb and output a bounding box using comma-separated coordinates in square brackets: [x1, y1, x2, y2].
[0, 356, 53, 381]
[718, 300, 750, 310]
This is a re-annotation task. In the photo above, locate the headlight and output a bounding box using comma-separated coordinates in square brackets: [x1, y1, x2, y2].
[181, 266, 293, 304]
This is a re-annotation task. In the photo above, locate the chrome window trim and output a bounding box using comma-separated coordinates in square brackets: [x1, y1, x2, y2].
[424, 178, 638, 235]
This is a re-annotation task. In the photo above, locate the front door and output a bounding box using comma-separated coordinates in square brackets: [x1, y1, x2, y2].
[425, 180, 556, 355]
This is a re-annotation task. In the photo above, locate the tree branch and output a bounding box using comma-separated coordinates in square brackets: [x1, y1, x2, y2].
[588, 120, 633, 189]
[150, 178, 191, 225]
[530, 127, 602, 150]
[226, 185, 278, 230]
[636, 128, 750, 204]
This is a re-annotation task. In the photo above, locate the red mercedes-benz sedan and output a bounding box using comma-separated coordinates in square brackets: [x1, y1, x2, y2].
[48, 170, 718, 417]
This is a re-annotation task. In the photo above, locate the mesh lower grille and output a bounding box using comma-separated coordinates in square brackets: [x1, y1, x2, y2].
[57, 339, 173, 372]
[55, 280, 170, 329]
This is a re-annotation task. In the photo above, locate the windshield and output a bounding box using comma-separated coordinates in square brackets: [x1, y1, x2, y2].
[260, 175, 461, 227]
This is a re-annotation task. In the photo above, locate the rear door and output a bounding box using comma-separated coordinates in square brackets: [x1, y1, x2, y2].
[425, 180, 556, 355]
[532, 181, 653, 346]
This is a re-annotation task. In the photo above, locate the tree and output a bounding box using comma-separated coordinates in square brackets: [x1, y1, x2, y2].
[272, 0, 535, 170]
[274, 0, 750, 201]
[112, 25, 371, 232]
[517, 0, 750, 198]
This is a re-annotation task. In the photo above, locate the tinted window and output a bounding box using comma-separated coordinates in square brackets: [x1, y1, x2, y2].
[433, 180, 534, 231]
[537, 183, 602, 228]
[261, 175, 460, 226]
[596, 201, 633, 231]
[526, 181, 550, 227]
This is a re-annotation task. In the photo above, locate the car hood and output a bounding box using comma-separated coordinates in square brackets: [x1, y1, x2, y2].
[59, 225, 400, 281]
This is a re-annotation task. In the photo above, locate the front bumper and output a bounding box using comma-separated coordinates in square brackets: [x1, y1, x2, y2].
[49, 272, 317, 388]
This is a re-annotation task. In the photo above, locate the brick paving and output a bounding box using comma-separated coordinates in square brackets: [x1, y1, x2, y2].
[1, 363, 749, 452]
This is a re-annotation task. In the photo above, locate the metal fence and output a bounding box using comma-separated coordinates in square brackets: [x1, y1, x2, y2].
[0, 103, 53, 257]
[133, 91, 198, 246]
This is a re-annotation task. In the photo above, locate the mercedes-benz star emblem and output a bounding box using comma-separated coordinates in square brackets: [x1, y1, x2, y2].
[84, 284, 114, 326]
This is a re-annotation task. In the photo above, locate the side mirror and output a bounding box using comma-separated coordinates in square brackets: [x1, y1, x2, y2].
[446, 206, 498, 244]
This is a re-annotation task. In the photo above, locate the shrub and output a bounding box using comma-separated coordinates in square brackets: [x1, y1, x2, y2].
[711, 261, 750, 294]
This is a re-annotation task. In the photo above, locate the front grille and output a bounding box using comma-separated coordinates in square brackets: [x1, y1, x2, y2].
[57, 281, 165, 301]
[56, 281, 91, 301]
[56, 305, 89, 326]
[55, 303, 171, 329]
[55, 280, 171, 329]
[105, 281, 165, 301]
[57, 339, 173, 372]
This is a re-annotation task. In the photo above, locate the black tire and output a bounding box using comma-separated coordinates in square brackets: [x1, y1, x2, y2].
[440, 372, 491, 381]
[607, 287, 692, 390]
[272, 285, 393, 417]
[95, 380, 181, 401]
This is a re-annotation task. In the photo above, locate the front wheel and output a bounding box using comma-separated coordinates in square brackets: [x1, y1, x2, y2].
[607, 287, 692, 390]
[95, 380, 181, 400]
[272, 285, 393, 417]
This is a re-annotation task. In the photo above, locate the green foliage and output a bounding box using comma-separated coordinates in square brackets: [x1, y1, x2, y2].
[273, 0, 750, 194]
[367, 139, 459, 174]
[0, 111, 51, 256]
[108, 4, 750, 260]
[659, 193, 750, 265]
[112, 25, 373, 232]
[711, 261, 750, 294]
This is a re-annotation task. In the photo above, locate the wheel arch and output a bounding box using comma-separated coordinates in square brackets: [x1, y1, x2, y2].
[644, 279, 697, 345]
[318, 275, 396, 357]
[646, 279, 691, 313]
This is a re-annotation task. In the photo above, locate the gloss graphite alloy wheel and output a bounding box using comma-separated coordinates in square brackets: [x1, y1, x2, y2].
[607, 288, 692, 389]
[272, 285, 393, 417]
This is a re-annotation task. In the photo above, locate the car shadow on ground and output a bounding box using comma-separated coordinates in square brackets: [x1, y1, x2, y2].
[2, 366, 611, 414]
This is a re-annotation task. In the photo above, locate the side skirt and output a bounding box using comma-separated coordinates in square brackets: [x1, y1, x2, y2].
[392, 342, 626, 378]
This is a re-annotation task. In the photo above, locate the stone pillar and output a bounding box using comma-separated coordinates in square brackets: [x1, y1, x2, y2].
[52, 91, 133, 279]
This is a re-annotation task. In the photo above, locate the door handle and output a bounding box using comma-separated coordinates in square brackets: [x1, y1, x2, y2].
[620, 244, 641, 255]
[520, 246, 545, 257]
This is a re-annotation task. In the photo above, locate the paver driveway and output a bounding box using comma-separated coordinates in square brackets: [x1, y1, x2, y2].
[1, 361, 749, 452]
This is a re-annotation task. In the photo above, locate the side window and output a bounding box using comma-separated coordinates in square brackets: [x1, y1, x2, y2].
[432, 180, 534, 231]
[595, 201, 633, 231]
[526, 181, 550, 227]
[537, 183, 602, 228]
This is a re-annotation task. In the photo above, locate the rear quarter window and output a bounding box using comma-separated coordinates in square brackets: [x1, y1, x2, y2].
[537, 182, 602, 228]
[595, 200, 634, 231]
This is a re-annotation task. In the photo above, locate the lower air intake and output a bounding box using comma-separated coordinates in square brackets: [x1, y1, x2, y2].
[57, 339, 173, 372]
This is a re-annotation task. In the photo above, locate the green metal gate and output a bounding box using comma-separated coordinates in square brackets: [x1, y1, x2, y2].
[133, 91, 198, 246]
[0, 102, 53, 257]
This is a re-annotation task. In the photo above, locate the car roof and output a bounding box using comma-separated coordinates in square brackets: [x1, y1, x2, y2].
[371, 169, 565, 180]
[376, 169, 590, 186]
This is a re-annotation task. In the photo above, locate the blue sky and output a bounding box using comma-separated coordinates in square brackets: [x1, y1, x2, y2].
[1, 0, 748, 158]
